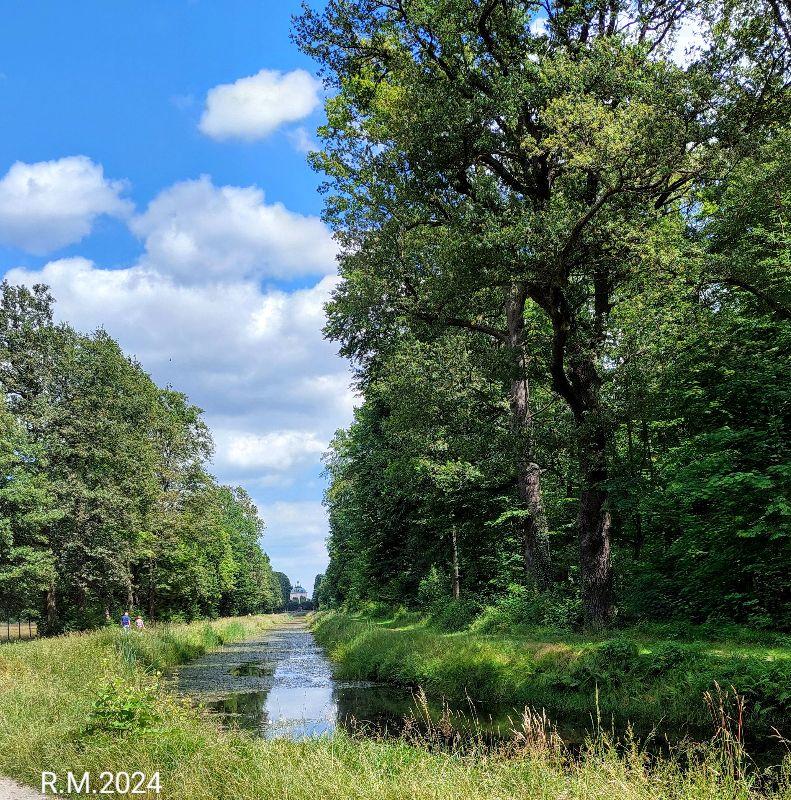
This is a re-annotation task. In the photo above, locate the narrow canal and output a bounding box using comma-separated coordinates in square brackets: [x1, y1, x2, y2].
[175, 618, 421, 739]
[173, 617, 786, 771]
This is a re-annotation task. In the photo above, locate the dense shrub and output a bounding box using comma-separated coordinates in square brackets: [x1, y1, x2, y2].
[471, 584, 582, 633]
[431, 599, 480, 632]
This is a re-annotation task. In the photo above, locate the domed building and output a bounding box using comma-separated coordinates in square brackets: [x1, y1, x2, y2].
[289, 583, 308, 603]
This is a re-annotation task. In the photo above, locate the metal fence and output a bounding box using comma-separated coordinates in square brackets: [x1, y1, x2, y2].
[0, 619, 38, 642]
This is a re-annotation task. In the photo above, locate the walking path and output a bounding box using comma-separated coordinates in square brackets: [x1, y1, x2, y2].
[0, 777, 44, 799]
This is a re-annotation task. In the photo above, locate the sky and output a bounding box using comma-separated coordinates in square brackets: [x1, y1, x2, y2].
[0, 0, 350, 594]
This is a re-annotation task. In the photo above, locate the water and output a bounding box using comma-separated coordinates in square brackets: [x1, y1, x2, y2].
[174, 618, 421, 739]
[173, 619, 785, 766]
[172, 619, 655, 744]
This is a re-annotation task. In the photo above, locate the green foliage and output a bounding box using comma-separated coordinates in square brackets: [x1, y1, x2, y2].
[1, 615, 787, 800]
[305, 0, 791, 627]
[298, 0, 789, 627]
[416, 567, 445, 613]
[473, 585, 583, 633]
[314, 611, 791, 734]
[85, 677, 160, 734]
[274, 572, 291, 609]
[0, 283, 279, 629]
[431, 599, 480, 632]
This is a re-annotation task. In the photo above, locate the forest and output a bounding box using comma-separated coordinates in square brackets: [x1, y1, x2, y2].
[301, 0, 791, 630]
[0, 283, 283, 632]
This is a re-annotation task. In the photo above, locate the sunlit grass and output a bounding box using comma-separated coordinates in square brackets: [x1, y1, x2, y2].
[312, 612, 791, 733]
[0, 615, 789, 799]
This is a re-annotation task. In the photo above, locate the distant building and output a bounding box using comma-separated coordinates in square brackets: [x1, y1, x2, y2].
[289, 583, 308, 603]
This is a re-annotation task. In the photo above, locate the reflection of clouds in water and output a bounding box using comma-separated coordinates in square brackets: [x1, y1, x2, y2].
[176, 622, 418, 740]
[178, 623, 693, 748]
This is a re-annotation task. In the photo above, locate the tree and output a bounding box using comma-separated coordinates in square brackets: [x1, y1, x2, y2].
[323, 332, 528, 606]
[296, 0, 788, 626]
[313, 574, 324, 607]
[0, 281, 279, 629]
[274, 572, 291, 609]
[0, 410, 59, 619]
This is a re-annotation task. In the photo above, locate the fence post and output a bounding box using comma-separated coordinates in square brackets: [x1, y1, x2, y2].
[28, 620, 32, 639]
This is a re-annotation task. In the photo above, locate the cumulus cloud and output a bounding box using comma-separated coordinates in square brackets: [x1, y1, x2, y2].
[3, 259, 353, 474]
[259, 501, 329, 587]
[130, 176, 336, 281]
[221, 430, 326, 471]
[3, 172, 349, 584]
[199, 69, 321, 141]
[288, 126, 318, 154]
[262, 501, 327, 539]
[669, 15, 709, 66]
[0, 156, 131, 254]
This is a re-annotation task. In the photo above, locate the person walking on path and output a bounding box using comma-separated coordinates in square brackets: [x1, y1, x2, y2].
[135, 615, 144, 631]
[121, 610, 131, 632]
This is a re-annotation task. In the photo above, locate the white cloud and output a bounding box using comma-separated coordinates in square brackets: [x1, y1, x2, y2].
[0, 156, 131, 254]
[3, 259, 354, 478]
[263, 501, 327, 539]
[222, 430, 326, 471]
[130, 176, 337, 282]
[3, 173, 349, 584]
[199, 69, 321, 141]
[529, 16, 548, 36]
[288, 126, 318, 154]
[669, 15, 709, 66]
[260, 501, 329, 588]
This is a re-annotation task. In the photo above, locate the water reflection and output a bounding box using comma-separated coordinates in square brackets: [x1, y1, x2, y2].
[176, 620, 421, 740]
[172, 620, 788, 771]
[175, 620, 560, 742]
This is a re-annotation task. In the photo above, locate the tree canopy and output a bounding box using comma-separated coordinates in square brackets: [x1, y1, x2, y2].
[0, 283, 283, 631]
[298, 0, 790, 628]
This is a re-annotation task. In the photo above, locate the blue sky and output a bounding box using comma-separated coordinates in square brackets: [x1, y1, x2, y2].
[0, 0, 349, 593]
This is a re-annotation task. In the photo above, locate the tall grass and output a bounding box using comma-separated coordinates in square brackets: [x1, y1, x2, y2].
[0, 615, 789, 798]
[311, 611, 791, 734]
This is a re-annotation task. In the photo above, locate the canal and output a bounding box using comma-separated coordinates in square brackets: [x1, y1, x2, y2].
[174, 617, 428, 740]
[174, 616, 782, 767]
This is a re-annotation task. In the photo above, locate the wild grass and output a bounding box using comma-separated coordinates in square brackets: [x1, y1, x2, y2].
[311, 611, 791, 735]
[0, 615, 789, 798]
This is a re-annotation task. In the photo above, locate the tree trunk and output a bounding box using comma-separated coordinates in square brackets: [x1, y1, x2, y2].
[45, 581, 57, 634]
[451, 527, 460, 600]
[577, 417, 614, 628]
[626, 419, 644, 556]
[126, 569, 134, 610]
[540, 272, 614, 627]
[506, 283, 552, 589]
[510, 372, 552, 589]
[148, 558, 157, 620]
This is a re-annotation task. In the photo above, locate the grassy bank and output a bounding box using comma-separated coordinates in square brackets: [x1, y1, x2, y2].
[311, 611, 791, 736]
[0, 615, 789, 799]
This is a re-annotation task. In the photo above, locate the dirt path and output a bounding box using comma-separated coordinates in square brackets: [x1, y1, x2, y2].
[0, 777, 44, 800]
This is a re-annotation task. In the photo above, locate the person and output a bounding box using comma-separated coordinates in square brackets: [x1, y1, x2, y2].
[135, 615, 144, 632]
[121, 610, 131, 632]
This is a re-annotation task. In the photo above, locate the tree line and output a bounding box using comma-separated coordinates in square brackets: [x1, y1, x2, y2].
[300, 0, 791, 628]
[0, 283, 283, 632]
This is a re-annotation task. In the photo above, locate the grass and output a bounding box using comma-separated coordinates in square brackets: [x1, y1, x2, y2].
[0, 614, 788, 798]
[311, 610, 791, 736]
